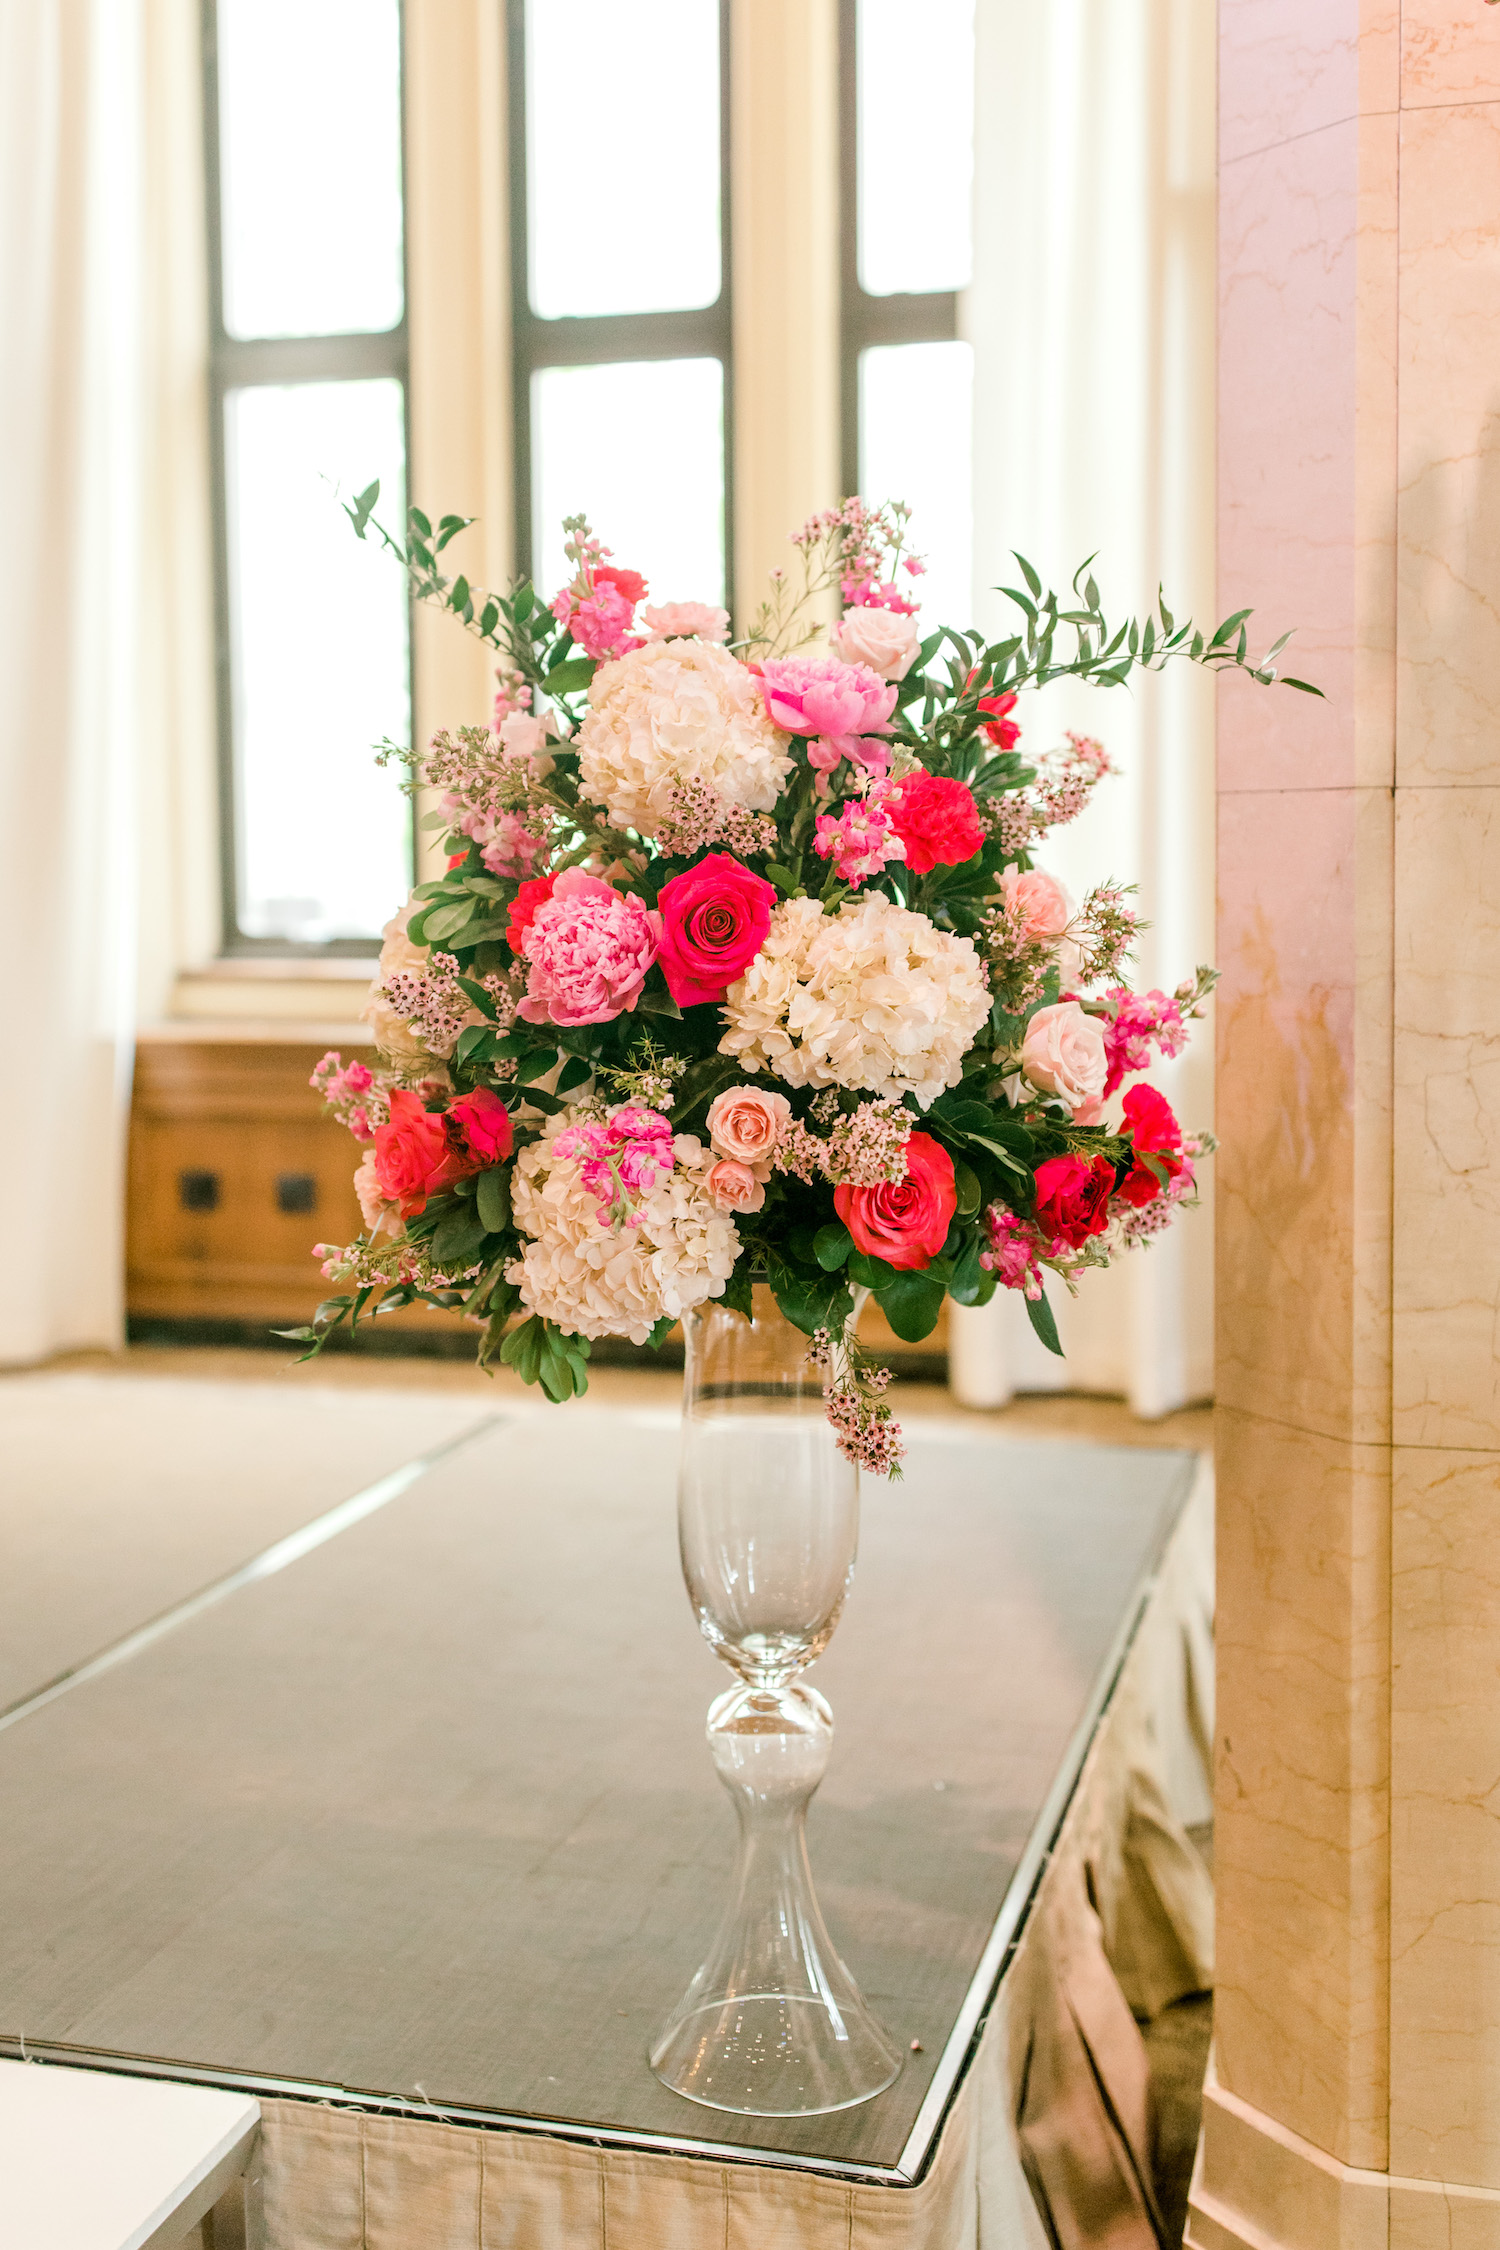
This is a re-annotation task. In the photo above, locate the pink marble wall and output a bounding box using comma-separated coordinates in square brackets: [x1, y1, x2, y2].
[1213, 0, 1500, 2208]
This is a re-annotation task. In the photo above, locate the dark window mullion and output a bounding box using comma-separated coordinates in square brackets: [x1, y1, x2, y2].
[216, 331, 408, 387]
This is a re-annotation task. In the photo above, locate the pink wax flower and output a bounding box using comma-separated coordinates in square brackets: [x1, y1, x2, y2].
[554, 1102, 675, 1228]
[756, 655, 897, 754]
[517, 866, 660, 1026]
[813, 795, 905, 888]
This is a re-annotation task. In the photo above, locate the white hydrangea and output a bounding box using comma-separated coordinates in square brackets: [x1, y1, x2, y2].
[576, 639, 794, 838]
[507, 1115, 740, 1344]
[719, 894, 991, 1110]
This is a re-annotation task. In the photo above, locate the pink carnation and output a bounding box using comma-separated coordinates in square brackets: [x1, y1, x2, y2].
[517, 866, 660, 1027]
[756, 655, 897, 755]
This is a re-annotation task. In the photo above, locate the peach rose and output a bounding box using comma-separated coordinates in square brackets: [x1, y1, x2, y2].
[706, 1158, 766, 1214]
[353, 1148, 402, 1242]
[1000, 864, 1082, 984]
[830, 605, 921, 680]
[1020, 1000, 1108, 1120]
[705, 1085, 792, 1180]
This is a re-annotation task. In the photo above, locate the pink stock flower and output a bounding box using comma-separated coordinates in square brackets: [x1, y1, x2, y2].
[813, 794, 906, 887]
[518, 867, 661, 1027]
[756, 655, 898, 755]
[1101, 987, 1188, 1095]
[980, 1207, 1046, 1298]
[480, 812, 548, 880]
[554, 581, 638, 660]
[553, 1103, 676, 1227]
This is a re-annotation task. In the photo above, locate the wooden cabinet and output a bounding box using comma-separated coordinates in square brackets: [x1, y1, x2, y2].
[127, 1032, 374, 1326]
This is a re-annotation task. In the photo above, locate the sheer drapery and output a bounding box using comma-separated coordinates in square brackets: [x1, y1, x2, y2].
[0, 0, 208, 1363]
[952, 0, 1216, 1415]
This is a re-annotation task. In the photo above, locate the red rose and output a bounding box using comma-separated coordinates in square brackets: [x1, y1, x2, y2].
[372, 1089, 467, 1217]
[1117, 1084, 1183, 1207]
[1031, 1153, 1115, 1248]
[449, 1086, 514, 1166]
[655, 851, 776, 1006]
[507, 872, 557, 953]
[834, 1131, 956, 1271]
[594, 563, 647, 605]
[885, 770, 986, 875]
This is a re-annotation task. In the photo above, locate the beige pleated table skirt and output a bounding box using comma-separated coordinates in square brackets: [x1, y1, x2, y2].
[0, 1380, 1213, 2248]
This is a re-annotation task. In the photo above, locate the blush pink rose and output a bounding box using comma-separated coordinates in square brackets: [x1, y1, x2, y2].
[518, 866, 660, 1027]
[829, 604, 921, 679]
[706, 1158, 766, 1214]
[756, 655, 898, 749]
[1020, 1000, 1108, 1120]
[1000, 865, 1073, 943]
[705, 1085, 792, 1179]
[655, 852, 776, 1007]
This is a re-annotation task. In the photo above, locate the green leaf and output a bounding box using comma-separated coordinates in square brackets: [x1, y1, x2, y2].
[421, 898, 478, 944]
[813, 1222, 853, 1271]
[873, 1269, 945, 1343]
[952, 1161, 982, 1220]
[768, 1260, 853, 1338]
[272, 1324, 320, 1341]
[455, 974, 500, 1018]
[947, 1233, 988, 1305]
[1282, 677, 1325, 697]
[543, 656, 595, 695]
[1209, 606, 1253, 651]
[637, 986, 683, 1020]
[556, 1055, 593, 1093]
[517, 1048, 559, 1084]
[720, 1260, 754, 1319]
[1015, 550, 1043, 598]
[431, 1207, 488, 1266]
[846, 1249, 887, 1290]
[764, 862, 802, 895]
[1025, 1287, 1065, 1357]
[475, 1164, 512, 1234]
[645, 1316, 676, 1350]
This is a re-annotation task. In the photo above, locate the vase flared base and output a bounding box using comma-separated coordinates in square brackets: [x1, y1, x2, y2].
[649, 1992, 902, 2117]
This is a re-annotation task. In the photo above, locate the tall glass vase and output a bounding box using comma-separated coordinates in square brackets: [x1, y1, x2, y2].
[649, 1286, 901, 2116]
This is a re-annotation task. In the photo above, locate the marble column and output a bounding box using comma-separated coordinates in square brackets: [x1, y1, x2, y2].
[1191, 4, 1500, 2244]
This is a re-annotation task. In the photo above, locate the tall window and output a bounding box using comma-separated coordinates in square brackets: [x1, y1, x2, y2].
[205, 0, 412, 952]
[841, 0, 975, 624]
[508, 0, 732, 613]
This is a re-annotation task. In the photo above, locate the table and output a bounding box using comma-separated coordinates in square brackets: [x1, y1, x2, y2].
[0, 1400, 1211, 2246]
[0, 2057, 258, 2250]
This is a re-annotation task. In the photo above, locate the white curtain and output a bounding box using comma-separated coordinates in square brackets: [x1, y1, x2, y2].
[951, 0, 1217, 1416]
[0, 0, 207, 1364]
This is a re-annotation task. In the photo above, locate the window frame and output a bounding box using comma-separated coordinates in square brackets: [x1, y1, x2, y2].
[837, 0, 960, 499]
[201, 0, 415, 959]
[504, 0, 735, 610]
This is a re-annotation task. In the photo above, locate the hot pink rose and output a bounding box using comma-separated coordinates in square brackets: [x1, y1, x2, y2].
[756, 655, 897, 751]
[834, 1132, 956, 1272]
[706, 1158, 766, 1214]
[1020, 1001, 1108, 1120]
[1032, 1154, 1115, 1248]
[449, 1086, 514, 1166]
[655, 852, 776, 1007]
[372, 1088, 467, 1217]
[518, 866, 660, 1026]
[705, 1085, 792, 1179]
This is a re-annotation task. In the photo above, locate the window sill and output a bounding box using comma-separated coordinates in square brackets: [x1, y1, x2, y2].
[167, 957, 377, 1036]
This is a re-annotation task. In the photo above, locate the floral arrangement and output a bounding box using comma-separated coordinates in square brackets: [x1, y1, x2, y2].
[290, 493, 1314, 1473]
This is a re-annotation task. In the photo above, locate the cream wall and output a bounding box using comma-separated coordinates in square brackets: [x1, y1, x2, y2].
[1192, 3, 1500, 2242]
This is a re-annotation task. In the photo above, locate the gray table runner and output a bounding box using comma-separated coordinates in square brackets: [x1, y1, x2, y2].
[0, 1406, 1192, 2173]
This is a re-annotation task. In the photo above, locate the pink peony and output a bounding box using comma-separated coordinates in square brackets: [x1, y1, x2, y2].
[641, 601, 730, 642]
[705, 1085, 791, 1178]
[518, 867, 661, 1026]
[1020, 1000, 1109, 1120]
[756, 656, 897, 754]
[706, 1158, 766, 1214]
[655, 852, 776, 1007]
